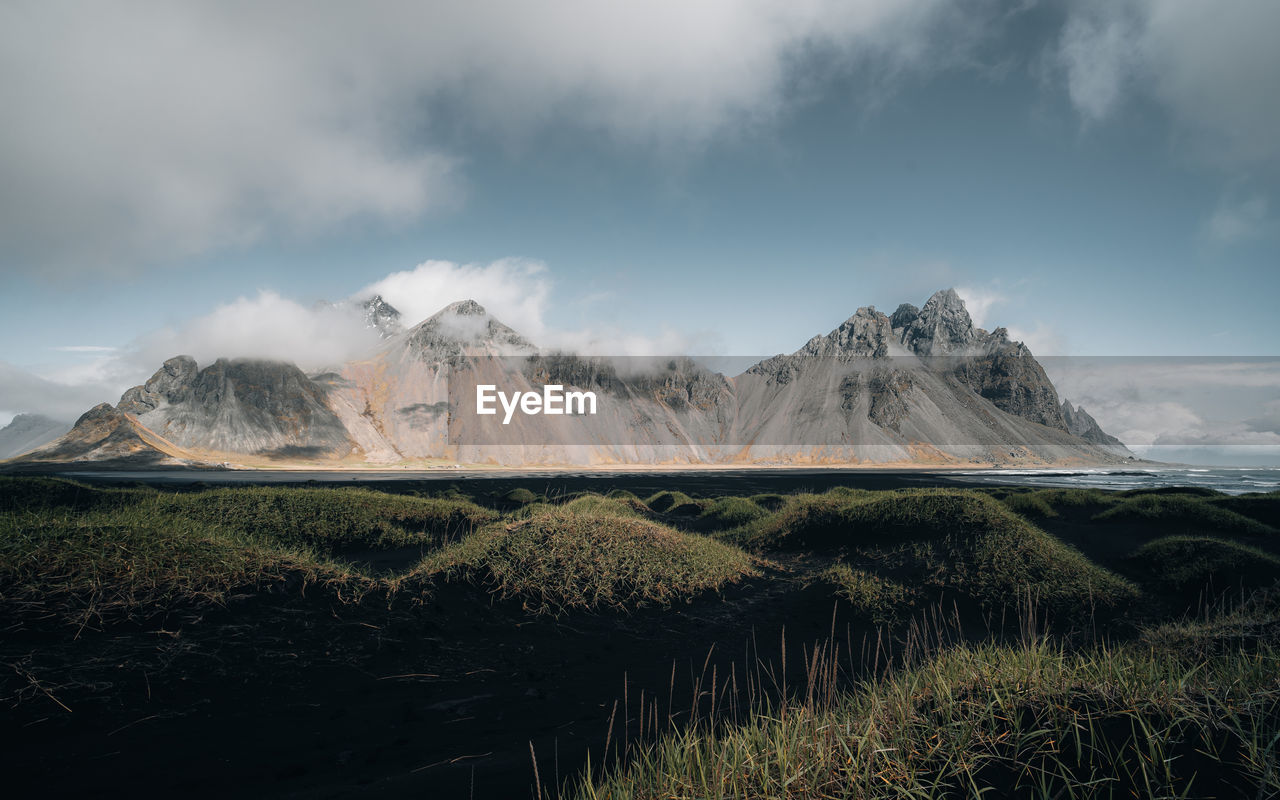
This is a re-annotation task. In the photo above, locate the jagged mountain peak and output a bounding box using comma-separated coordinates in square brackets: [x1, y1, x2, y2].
[360, 295, 402, 338]
[924, 287, 966, 312]
[889, 303, 920, 330]
[403, 299, 534, 359]
[900, 288, 977, 356]
[1061, 399, 1125, 447]
[803, 305, 894, 359]
[440, 299, 487, 316]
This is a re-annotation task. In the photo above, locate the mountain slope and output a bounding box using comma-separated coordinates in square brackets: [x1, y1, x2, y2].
[14, 404, 195, 466]
[6, 289, 1130, 469]
[1061, 400, 1126, 447]
[117, 356, 352, 458]
[0, 414, 71, 459]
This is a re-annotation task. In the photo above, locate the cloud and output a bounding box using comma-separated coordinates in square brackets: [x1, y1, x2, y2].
[1053, 0, 1280, 167]
[1048, 357, 1280, 466]
[1005, 322, 1065, 357]
[0, 361, 121, 423]
[1055, 9, 1139, 123]
[0, 1, 998, 274]
[1245, 400, 1280, 435]
[360, 257, 722, 357]
[0, 257, 725, 422]
[953, 285, 1006, 328]
[360, 258, 551, 335]
[953, 284, 1064, 354]
[1206, 192, 1270, 243]
[129, 291, 383, 373]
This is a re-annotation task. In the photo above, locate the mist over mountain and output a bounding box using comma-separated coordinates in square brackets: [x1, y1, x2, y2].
[7, 290, 1130, 469]
[0, 414, 71, 460]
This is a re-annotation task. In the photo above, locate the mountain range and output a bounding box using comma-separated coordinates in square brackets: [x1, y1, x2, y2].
[3, 290, 1131, 469]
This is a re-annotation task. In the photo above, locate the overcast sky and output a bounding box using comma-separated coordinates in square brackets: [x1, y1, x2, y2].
[1, 1, 1277, 462]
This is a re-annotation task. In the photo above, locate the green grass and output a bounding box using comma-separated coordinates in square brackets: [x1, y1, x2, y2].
[414, 508, 757, 613]
[0, 478, 498, 553]
[816, 563, 916, 624]
[572, 636, 1280, 800]
[153, 486, 498, 552]
[1128, 535, 1280, 603]
[0, 504, 372, 626]
[1001, 491, 1060, 518]
[644, 490, 703, 515]
[501, 487, 540, 505]
[6, 476, 1280, 798]
[0, 479, 762, 619]
[999, 488, 1124, 519]
[605, 489, 646, 503]
[0, 478, 499, 625]
[725, 489, 1138, 621]
[1141, 588, 1280, 655]
[698, 496, 768, 528]
[1094, 493, 1276, 536]
[1211, 492, 1280, 530]
[560, 493, 646, 518]
[748, 493, 787, 511]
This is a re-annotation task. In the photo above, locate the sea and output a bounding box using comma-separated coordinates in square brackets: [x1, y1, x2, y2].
[945, 467, 1280, 496]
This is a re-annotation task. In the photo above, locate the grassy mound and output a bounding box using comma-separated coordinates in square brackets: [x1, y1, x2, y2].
[644, 490, 703, 515]
[727, 490, 1137, 619]
[998, 486, 1121, 517]
[605, 489, 646, 503]
[560, 493, 645, 518]
[1000, 491, 1059, 518]
[501, 487, 540, 505]
[697, 496, 767, 528]
[1128, 535, 1280, 603]
[747, 493, 786, 511]
[0, 505, 370, 626]
[1211, 492, 1280, 530]
[153, 486, 498, 552]
[1094, 493, 1276, 536]
[999, 488, 1120, 519]
[418, 508, 756, 613]
[0, 476, 151, 511]
[573, 639, 1280, 800]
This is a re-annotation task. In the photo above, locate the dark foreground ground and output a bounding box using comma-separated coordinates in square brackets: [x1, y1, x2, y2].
[6, 556, 838, 798]
[3, 474, 1279, 798]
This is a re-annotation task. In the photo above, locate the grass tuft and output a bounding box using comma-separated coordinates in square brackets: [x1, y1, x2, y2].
[817, 562, 916, 624]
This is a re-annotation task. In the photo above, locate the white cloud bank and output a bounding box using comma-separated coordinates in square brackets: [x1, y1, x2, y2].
[0, 0, 992, 275]
[1049, 358, 1280, 466]
[0, 257, 719, 424]
[954, 285, 1065, 356]
[360, 259, 551, 342]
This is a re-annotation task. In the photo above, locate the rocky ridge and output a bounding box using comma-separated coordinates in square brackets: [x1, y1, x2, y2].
[1062, 400, 1125, 447]
[10, 289, 1129, 468]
